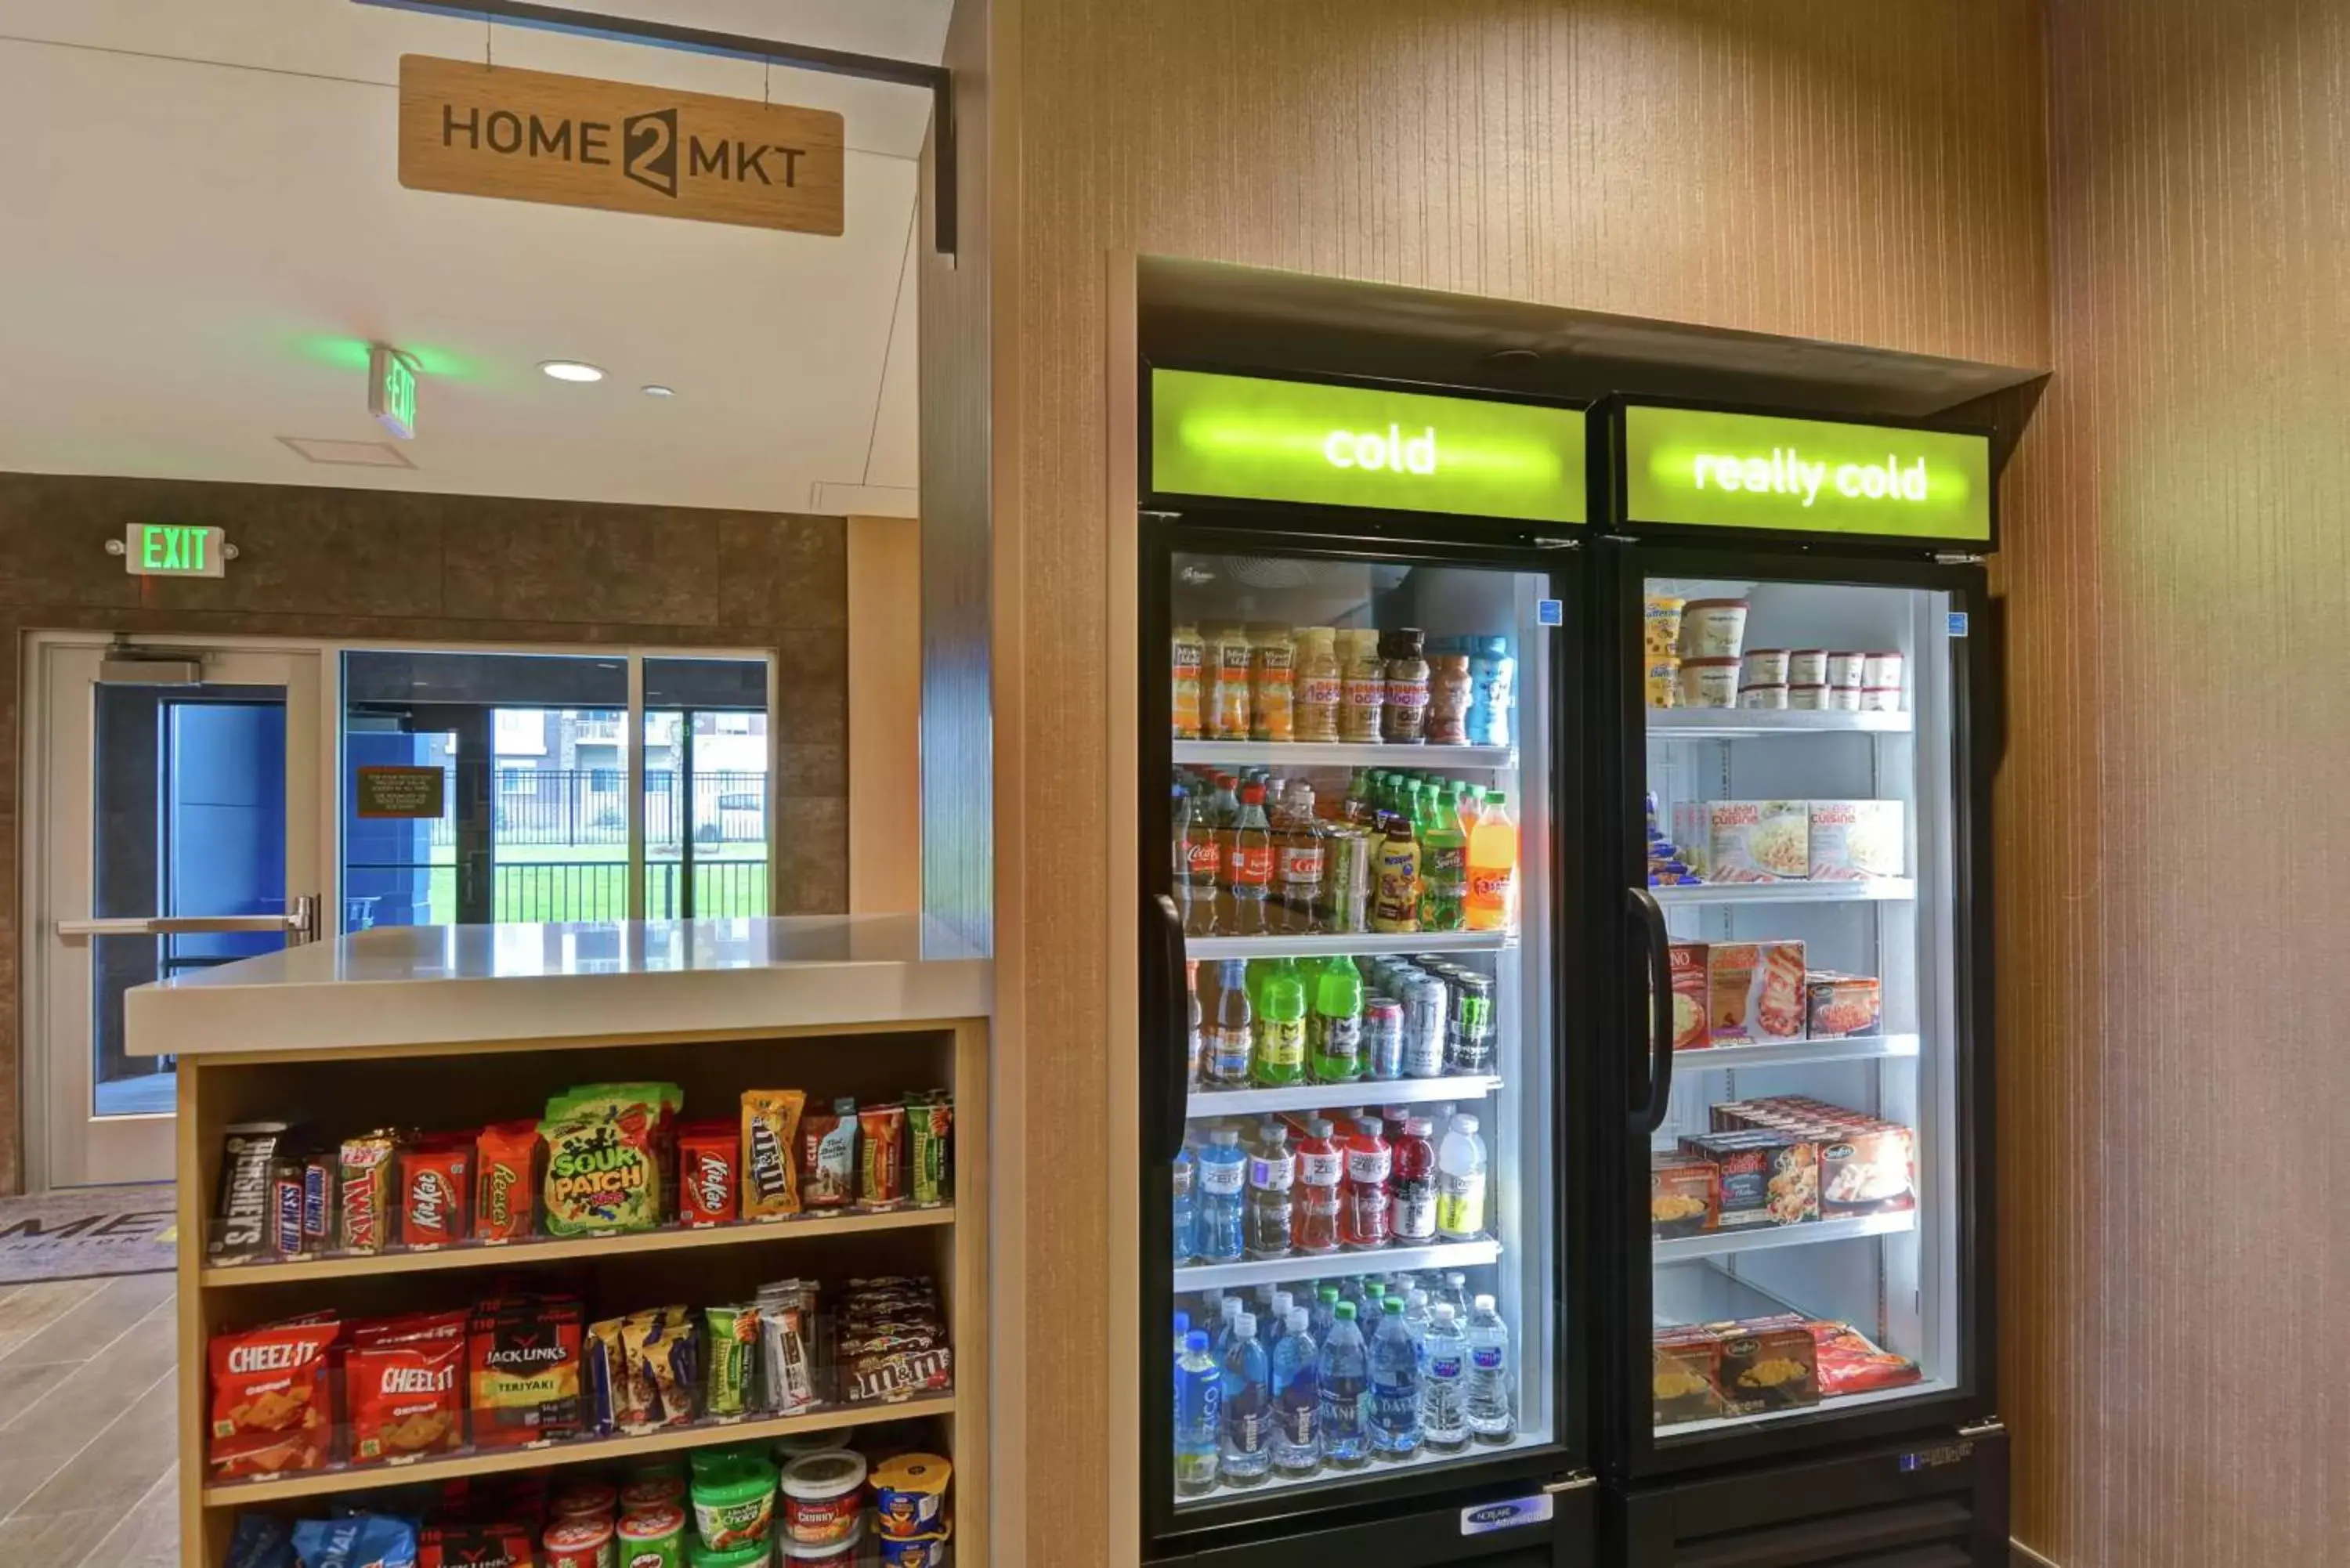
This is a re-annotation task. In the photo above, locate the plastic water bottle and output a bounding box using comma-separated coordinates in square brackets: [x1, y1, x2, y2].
[1420, 1302, 1469, 1449]
[1212, 1295, 1242, 1359]
[1264, 1290, 1294, 1358]
[1368, 1297, 1423, 1459]
[1403, 1288, 1433, 1371]
[1172, 1146, 1197, 1264]
[1175, 1330, 1221, 1495]
[1244, 1122, 1295, 1259]
[1219, 1313, 1271, 1487]
[1467, 635, 1515, 747]
[1437, 1271, 1470, 1321]
[1436, 1115, 1488, 1240]
[1269, 1306, 1321, 1477]
[1465, 1294, 1515, 1442]
[1196, 1128, 1246, 1263]
[1317, 1302, 1369, 1469]
[1311, 1285, 1340, 1342]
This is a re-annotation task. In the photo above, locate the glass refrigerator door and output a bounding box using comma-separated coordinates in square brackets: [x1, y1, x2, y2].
[1639, 572, 1965, 1443]
[1158, 544, 1561, 1519]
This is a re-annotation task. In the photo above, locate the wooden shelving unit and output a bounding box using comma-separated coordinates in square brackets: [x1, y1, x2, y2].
[141, 923, 991, 1568]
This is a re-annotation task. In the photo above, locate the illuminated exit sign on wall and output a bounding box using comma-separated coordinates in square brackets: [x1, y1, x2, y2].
[370, 343, 418, 439]
[121, 523, 228, 579]
[1149, 367, 1587, 524]
[1622, 404, 1994, 544]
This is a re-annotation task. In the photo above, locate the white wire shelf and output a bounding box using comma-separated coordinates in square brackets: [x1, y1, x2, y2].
[1176, 1237, 1501, 1292]
[1185, 930, 1516, 960]
[1187, 1075, 1502, 1118]
[1645, 708, 1913, 739]
[1650, 879, 1914, 907]
[1668, 1035, 1920, 1071]
[1173, 740, 1518, 769]
[1653, 1210, 1916, 1264]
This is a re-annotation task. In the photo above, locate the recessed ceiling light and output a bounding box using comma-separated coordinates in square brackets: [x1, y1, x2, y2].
[641, 384, 675, 397]
[539, 360, 606, 383]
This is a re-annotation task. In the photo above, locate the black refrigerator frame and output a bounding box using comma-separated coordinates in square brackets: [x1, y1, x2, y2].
[1134, 378, 1598, 1560]
[1588, 394, 2004, 1485]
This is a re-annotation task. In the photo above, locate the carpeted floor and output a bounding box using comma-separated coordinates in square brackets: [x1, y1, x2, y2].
[0, 1187, 174, 1285]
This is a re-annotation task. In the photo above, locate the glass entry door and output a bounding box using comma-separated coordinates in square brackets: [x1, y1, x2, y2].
[33, 641, 322, 1187]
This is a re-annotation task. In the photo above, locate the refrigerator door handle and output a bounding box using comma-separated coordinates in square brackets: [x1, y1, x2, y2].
[1626, 887, 1675, 1133]
[1152, 892, 1189, 1165]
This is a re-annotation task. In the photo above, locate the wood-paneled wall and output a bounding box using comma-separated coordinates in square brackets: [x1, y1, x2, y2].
[936, 5, 2054, 1563]
[2001, 3, 2350, 1561]
[0, 471, 848, 1193]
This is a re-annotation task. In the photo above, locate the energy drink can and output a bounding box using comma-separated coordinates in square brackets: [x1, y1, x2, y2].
[1400, 971, 1448, 1078]
[1446, 973, 1496, 1074]
[1322, 829, 1372, 934]
[1363, 998, 1406, 1080]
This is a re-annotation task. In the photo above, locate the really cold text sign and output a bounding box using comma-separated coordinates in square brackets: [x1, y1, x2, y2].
[1150, 369, 1587, 525]
[398, 56, 844, 235]
[1623, 405, 1993, 544]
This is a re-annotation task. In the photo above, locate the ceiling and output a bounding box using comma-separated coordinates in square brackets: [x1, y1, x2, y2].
[0, 0, 946, 515]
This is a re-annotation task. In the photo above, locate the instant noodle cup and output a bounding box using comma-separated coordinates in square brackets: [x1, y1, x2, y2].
[690, 1447, 779, 1551]
[871, 1453, 952, 1540]
[623, 1474, 688, 1512]
[774, 1428, 849, 1463]
[1677, 657, 1739, 709]
[543, 1516, 617, 1568]
[554, 1478, 619, 1519]
[781, 1450, 869, 1545]
[618, 1504, 689, 1568]
[1678, 598, 1748, 660]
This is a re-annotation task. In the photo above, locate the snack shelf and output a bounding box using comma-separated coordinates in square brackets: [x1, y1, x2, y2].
[1654, 1377, 1957, 1440]
[1650, 879, 1914, 907]
[1176, 1237, 1500, 1292]
[1173, 739, 1518, 770]
[200, 1204, 956, 1288]
[199, 1393, 959, 1507]
[1185, 1075, 1502, 1118]
[1668, 1035, 1919, 1073]
[1653, 1211, 1916, 1264]
[1185, 930, 1515, 960]
[1645, 709, 1912, 739]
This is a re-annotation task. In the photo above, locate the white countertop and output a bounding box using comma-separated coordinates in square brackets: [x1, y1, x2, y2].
[126, 916, 992, 1057]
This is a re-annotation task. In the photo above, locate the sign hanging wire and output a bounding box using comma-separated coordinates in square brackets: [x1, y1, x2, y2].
[483, 11, 493, 69]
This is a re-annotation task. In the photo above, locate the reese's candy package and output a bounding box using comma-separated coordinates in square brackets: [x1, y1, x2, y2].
[400, 1138, 472, 1248]
[859, 1101, 909, 1209]
[800, 1097, 859, 1210]
[338, 1133, 397, 1255]
[540, 1083, 679, 1237]
[677, 1120, 739, 1227]
[472, 1121, 540, 1242]
[740, 1089, 808, 1218]
[208, 1314, 340, 1478]
[209, 1122, 288, 1260]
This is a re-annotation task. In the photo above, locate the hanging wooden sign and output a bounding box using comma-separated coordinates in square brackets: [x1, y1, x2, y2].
[397, 55, 845, 235]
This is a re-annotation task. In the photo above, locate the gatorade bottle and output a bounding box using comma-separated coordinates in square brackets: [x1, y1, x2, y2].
[1417, 786, 1467, 932]
[1293, 1120, 1343, 1255]
[1254, 963, 1307, 1086]
[1174, 1330, 1221, 1494]
[1244, 1122, 1295, 1259]
[1464, 790, 1518, 933]
[1388, 1115, 1437, 1245]
[1308, 957, 1365, 1084]
[1228, 785, 1275, 936]
[1317, 1302, 1369, 1469]
[1340, 1118, 1394, 1250]
[1206, 960, 1253, 1088]
[1436, 1115, 1488, 1240]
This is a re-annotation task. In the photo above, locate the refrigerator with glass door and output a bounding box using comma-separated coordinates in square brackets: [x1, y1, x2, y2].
[1592, 399, 2006, 1561]
[1137, 365, 1596, 1566]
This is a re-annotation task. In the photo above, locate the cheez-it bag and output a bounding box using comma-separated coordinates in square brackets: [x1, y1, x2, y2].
[348, 1311, 466, 1461]
[208, 1315, 341, 1478]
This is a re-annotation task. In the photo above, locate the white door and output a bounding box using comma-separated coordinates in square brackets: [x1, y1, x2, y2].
[29, 641, 323, 1188]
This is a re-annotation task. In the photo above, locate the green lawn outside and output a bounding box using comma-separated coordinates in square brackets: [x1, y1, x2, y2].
[392, 842, 770, 924]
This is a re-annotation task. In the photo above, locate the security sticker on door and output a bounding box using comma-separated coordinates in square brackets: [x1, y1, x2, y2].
[1537, 598, 1563, 627]
[1460, 1494, 1553, 1535]
[1947, 610, 1969, 638]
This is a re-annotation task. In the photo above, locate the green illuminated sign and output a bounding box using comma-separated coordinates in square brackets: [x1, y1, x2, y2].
[1151, 368, 1585, 523]
[122, 523, 227, 579]
[370, 343, 418, 440]
[1623, 406, 1990, 542]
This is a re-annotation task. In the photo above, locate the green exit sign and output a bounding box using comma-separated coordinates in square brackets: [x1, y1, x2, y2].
[370, 343, 418, 439]
[122, 523, 228, 578]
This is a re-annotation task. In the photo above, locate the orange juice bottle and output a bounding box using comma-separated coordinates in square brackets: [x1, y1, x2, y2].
[1464, 789, 1518, 932]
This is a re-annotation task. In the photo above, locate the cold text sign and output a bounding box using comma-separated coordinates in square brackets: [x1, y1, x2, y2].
[397, 56, 844, 236]
[1150, 368, 1586, 524]
[1623, 405, 1993, 544]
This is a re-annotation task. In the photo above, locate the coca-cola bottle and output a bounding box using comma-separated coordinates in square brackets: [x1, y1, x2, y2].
[1174, 782, 1220, 936]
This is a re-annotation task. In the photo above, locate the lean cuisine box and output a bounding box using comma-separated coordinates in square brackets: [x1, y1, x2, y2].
[1672, 800, 1809, 883]
[1807, 800, 1904, 880]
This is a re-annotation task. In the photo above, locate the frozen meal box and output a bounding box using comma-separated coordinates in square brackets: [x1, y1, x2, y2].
[1668, 942, 1710, 1052]
[1683, 1131, 1818, 1228]
[1672, 800, 1810, 883]
[1804, 974, 1883, 1039]
[1818, 1126, 1917, 1218]
[1708, 941, 1807, 1046]
[1651, 1333, 1723, 1425]
[1807, 800, 1904, 880]
[1649, 1151, 1716, 1237]
[1713, 1321, 1820, 1417]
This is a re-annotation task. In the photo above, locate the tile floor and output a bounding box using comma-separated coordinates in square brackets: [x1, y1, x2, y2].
[0, 1276, 179, 1566]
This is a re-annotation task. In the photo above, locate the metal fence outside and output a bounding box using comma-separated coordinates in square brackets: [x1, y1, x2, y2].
[418, 768, 769, 848]
[349, 858, 771, 924]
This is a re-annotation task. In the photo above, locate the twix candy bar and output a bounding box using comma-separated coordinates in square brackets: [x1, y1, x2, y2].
[339, 1133, 396, 1255]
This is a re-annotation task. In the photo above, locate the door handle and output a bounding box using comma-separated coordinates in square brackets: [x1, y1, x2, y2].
[60, 909, 309, 940]
[1150, 893, 1189, 1165]
[1626, 887, 1675, 1134]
